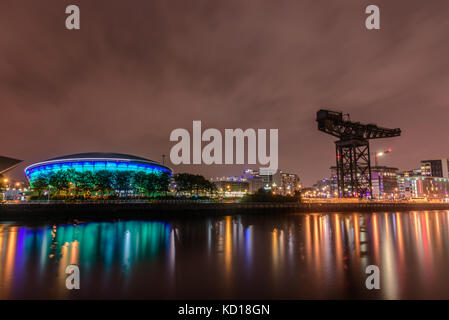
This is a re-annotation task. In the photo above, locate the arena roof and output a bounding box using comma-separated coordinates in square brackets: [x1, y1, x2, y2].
[47, 152, 156, 163]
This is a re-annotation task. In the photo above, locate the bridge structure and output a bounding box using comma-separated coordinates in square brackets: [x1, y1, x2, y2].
[0, 156, 22, 175]
[316, 109, 401, 198]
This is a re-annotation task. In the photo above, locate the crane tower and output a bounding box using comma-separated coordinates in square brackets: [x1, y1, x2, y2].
[316, 109, 401, 198]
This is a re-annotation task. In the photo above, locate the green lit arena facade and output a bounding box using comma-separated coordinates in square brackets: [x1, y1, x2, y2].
[25, 153, 172, 195]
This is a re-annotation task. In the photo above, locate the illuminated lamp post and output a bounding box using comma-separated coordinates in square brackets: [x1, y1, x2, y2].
[375, 148, 392, 167]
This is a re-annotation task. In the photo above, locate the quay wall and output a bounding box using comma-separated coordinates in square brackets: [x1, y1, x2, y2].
[1, 201, 449, 221]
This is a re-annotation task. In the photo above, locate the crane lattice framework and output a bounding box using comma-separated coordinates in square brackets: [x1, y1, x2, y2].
[316, 109, 401, 198]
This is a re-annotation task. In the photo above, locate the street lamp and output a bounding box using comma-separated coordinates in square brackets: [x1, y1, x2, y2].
[375, 148, 392, 166]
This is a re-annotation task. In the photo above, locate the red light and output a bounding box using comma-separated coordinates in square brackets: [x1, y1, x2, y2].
[387, 148, 392, 152]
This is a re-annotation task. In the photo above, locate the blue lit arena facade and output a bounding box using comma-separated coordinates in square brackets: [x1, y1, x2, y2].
[25, 152, 172, 184]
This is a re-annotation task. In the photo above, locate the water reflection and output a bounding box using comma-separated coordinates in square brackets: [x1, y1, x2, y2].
[1, 211, 449, 299]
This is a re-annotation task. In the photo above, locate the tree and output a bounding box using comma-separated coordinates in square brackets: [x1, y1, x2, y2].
[133, 171, 147, 196]
[241, 187, 298, 203]
[75, 171, 96, 196]
[0, 174, 5, 193]
[32, 174, 50, 197]
[144, 173, 157, 196]
[204, 180, 217, 196]
[155, 171, 171, 195]
[94, 170, 114, 196]
[173, 173, 213, 197]
[294, 190, 302, 202]
[191, 174, 214, 196]
[65, 169, 79, 195]
[113, 171, 133, 196]
[173, 173, 194, 196]
[49, 170, 70, 195]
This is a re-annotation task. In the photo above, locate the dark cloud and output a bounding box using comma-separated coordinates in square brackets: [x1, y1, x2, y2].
[1, 0, 449, 185]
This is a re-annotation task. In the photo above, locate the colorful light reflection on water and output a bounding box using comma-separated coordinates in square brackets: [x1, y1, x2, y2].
[1, 211, 449, 299]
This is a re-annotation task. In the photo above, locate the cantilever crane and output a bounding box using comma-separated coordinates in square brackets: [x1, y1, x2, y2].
[316, 110, 401, 198]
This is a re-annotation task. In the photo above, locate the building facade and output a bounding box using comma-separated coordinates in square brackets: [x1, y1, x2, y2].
[401, 176, 449, 200]
[371, 166, 398, 199]
[243, 169, 264, 193]
[241, 169, 301, 195]
[397, 158, 449, 200]
[213, 180, 249, 197]
[312, 178, 334, 198]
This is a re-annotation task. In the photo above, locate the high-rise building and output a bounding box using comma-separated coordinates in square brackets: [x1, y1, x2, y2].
[278, 171, 301, 196]
[258, 169, 301, 195]
[420, 159, 449, 178]
[259, 168, 279, 187]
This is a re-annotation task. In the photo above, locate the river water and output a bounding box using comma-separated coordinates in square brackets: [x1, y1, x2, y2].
[0, 211, 448, 299]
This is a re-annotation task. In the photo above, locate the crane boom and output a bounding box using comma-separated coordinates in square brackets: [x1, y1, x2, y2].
[316, 109, 401, 140]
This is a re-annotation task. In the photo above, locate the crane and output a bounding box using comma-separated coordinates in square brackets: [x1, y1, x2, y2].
[316, 109, 401, 198]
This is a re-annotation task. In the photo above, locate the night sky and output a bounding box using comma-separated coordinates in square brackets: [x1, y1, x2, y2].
[2, 0, 449, 186]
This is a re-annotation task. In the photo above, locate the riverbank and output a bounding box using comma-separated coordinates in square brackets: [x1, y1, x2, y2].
[1, 201, 449, 221]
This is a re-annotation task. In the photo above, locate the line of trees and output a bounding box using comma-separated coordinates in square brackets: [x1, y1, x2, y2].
[31, 169, 171, 198]
[172, 173, 217, 197]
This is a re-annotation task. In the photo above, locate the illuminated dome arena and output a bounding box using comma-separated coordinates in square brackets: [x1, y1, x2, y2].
[25, 152, 172, 185]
